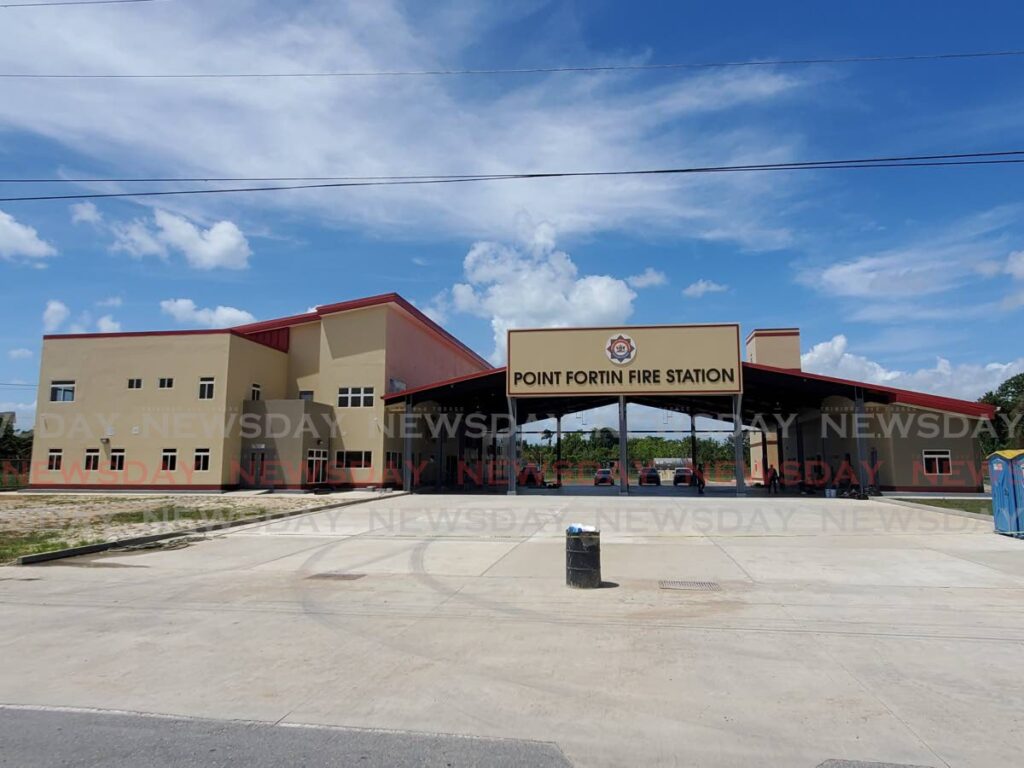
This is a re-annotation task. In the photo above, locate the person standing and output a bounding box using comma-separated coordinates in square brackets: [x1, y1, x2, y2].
[696, 462, 706, 495]
[766, 464, 780, 495]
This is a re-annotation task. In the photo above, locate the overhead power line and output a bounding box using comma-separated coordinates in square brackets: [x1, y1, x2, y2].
[0, 383, 37, 389]
[4, 151, 1024, 184]
[3, 48, 1024, 78]
[0, 0, 156, 7]
[2, 150, 1023, 203]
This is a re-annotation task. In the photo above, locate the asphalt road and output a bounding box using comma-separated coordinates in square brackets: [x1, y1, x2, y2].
[0, 707, 572, 767]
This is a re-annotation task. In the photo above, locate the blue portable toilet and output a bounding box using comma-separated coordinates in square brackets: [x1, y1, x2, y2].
[988, 450, 1024, 535]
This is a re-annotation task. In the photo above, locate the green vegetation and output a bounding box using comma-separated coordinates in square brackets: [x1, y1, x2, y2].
[0, 530, 103, 563]
[0, 419, 32, 490]
[979, 372, 1024, 454]
[519, 429, 747, 470]
[101, 504, 266, 525]
[902, 498, 993, 516]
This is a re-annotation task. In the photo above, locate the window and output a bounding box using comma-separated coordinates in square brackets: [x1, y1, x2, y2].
[198, 377, 215, 400]
[84, 449, 100, 471]
[128, 378, 143, 390]
[161, 449, 178, 472]
[307, 449, 328, 484]
[336, 450, 372, 469]
[299, 390, 314, 402]
[47, 449, 62, 471]
[194, 448, 210, 472]
[922, 449, 952, 476]
[338, 386, 374, 407]
[159, 378, 174, 389]
[385, 451, 403, 470]
[109, 449, 125, 472]
[250, 383, 262, 401]
[49, 380, 75, 402]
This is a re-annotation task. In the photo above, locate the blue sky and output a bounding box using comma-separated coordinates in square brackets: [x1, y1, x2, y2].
[3, 0, 1024, 427]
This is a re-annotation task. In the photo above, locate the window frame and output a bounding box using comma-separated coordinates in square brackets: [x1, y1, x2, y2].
[49, 380, 76, 403]
[250, 383, 262, 401]
[158, 377, 174, 390]
[337, 386, 375, 408]
[193, 448, 211, 472]
[161, 448, 178, 472]
[84, 449, 100, 471]
[922, 449, 952, 476]
[336, 450, 373, 469]
[198, 377, 215, 400]
[47, 449, 63, 471]
[109, 449, 125, 472]
[127, 378, 143, 390]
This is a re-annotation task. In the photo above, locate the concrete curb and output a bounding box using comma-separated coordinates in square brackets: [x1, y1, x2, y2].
[878, 496, 993, 522]
[16, 492, 407, 566]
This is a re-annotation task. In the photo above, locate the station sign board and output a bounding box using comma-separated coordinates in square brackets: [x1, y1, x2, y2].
[507, 324, 742, 397]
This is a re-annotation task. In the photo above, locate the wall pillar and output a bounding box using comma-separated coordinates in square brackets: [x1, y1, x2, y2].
[689, 408, 698, 468]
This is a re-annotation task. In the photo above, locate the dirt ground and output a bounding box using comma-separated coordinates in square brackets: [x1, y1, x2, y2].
[0, 492, 334, 563]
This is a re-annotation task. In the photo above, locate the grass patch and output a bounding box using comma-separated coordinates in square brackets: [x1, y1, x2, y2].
[900, 498, 993, 515]
[102, 504, 267, 525]
[0, 530, 104, 563]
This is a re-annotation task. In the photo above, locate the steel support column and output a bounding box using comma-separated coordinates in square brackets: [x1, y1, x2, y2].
[507, 397, 518, 496]
[733, 394, 746, 496]
[854, 388, 869, 494]
[555, 415, 562, 487]
[402, 397, 413, 493]
[618, 396, 629, 495]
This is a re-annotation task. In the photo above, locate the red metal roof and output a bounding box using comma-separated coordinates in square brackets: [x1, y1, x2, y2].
[382, 361, 995, 419]
[743, 362, 996, 418]
[382, 367, 506, 401]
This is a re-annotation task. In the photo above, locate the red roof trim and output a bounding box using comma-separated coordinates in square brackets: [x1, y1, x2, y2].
[382, 367, 506, 401]
[230, 293, 489, 369]
[744, 362, 995, 418]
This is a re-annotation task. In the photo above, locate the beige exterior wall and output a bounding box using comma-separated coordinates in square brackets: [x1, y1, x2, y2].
[32, 333, 238, 488]
[286, 321, 321, 399]
[746, 330, 801, 369]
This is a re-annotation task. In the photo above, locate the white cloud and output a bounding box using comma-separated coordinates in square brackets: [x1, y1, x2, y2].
[682, 279, 728, 298]
[801, 206, 1020, 299]
[412, 256, 429, 267]
[70, 202, 102, 225]
[109, 210, 251, 269]
[96, 296, 123, 308]
[42, 300, 69, 332]
[7, 348, 32, 360]
[0, 209, 56, 262]
[0, 3, 809, 247]
[111, 219, 168, 259]
[1006, 250, 1024, 280]
[446, 226, 636, 363]
[160, 298, 255, 328]
[801, 334, 1024, 400]
[152, 210, 251, 270]
[96, 315, 122, 333]
[626, 267, 667, 289]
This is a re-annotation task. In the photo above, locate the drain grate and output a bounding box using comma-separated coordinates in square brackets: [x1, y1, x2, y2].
[659, 580, 721, 592]
[306, 572, 366, 581]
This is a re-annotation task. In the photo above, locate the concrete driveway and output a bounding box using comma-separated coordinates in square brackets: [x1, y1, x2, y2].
[1, 494, 1022, 767]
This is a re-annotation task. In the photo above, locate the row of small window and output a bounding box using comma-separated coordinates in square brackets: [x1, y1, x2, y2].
[303, 451, 403, 469]
[49, 378, 244, 402]
[47, 448, 212, 472]
[48, 378, 221, 403]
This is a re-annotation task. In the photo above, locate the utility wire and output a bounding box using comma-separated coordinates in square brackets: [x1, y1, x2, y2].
[0, 383, 37, 388]
[3, 48, 1024, 78]
[3, 151, 1024, 203]
[1, 0, 157, 7]
[4, 150, 1024, 184]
